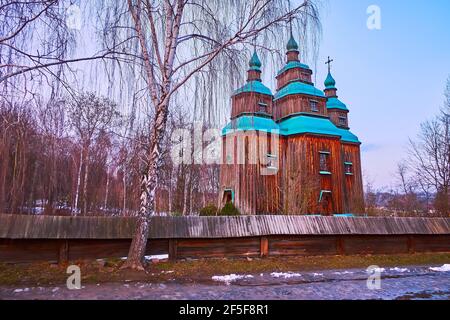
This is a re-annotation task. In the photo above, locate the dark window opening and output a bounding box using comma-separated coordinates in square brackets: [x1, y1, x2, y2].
[310, 100, 319, 112]
[223, 189, 234, 204]
[338, 116, 347, 126]
[344, 162, 353, 175]
[258, 101, 268, 114]
[319, 151, 330, 173]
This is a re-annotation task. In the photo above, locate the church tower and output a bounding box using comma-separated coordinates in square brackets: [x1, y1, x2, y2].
[219, 34, 365, 216]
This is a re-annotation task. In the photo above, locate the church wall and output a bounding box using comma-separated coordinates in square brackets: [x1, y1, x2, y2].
[328, 109, 349, 128]
[273, 95, 327, 121]
[280, 135, 345, 215]
[341, 143, 365, 213]
[276, 68, 313, 90]
[231, 93, 273, 118]
[219, 132, 282, 215]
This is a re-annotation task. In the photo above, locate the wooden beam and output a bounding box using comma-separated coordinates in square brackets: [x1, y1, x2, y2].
[168, 239, 178, 261]
[58, 240, 69, 265]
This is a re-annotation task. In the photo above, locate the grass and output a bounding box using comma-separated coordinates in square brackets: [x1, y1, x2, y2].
[1, 253, 449, 287]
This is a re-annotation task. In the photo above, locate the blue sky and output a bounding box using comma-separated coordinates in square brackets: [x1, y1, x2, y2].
[312, 0, 450, 189]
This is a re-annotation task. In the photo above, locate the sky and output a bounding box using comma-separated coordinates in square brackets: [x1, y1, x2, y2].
[309, 0, 450, 189]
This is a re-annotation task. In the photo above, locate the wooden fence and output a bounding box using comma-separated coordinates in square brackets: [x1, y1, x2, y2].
[1, 214, 449, 263]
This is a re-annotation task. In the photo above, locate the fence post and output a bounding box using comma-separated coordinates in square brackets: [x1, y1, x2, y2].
[336, 237, 345, 255]
[169, 239, 178, 261]
[407, 236, 415, 254]
[58, 240, 69, 265]
[260, 236, 269, 257]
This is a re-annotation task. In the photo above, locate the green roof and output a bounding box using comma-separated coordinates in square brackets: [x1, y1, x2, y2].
[234, 80, 272, 96]
[279, 115, 340, 137]
[277, 61, 310, 76]
[222, 115, 360, 143]
[324, 72, 336, 89]
[326, 97, 348, 111]
[222, 116, 278, 135]
[336, 127, 360, 143]
[275, 81, 325, 100]
[280, 116, 360, 143]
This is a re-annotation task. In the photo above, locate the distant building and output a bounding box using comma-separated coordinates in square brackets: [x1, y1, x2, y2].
[219, 34, 364, 215]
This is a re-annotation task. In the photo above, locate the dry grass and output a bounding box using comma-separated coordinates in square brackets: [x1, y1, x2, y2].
[1, 253, 449, 287]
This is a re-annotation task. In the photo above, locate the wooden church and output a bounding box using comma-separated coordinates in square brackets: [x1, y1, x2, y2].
[219, 34, 365, 216]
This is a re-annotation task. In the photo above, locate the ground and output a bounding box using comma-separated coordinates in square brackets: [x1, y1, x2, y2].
[0, 253, 449, 300]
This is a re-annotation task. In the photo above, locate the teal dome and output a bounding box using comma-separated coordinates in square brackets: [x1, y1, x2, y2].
[286, 34, 299, 52]
[249, 50, 262, 71]
[324, 72, 336, 89]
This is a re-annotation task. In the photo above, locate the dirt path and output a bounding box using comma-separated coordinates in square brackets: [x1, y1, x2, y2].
[1, 265, 449, 300]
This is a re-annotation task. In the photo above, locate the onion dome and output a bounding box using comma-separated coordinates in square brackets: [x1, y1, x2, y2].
[324, 72, 336, 89]
[286, 34, 299, 52]
[249, 50, 262, 71]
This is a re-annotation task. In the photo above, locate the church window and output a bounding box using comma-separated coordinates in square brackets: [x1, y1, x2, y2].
[344, 162, 353, 175]
[319, 151, 331, 173]
[258, 101, 268, 113]
[310, 100, 319, 112]
[338, 115, 347, 126]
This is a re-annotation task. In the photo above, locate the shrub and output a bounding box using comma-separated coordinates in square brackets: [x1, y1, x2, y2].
[220, 202, 240, 216]
[199, 204, 218, 217]
[171, 211, 183, 217]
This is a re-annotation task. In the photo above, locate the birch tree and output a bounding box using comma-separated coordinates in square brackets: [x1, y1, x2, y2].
[68, 92, 120, 214]
[114, 0, 321, 269]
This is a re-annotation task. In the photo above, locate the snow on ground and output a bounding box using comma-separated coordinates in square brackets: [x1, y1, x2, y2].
[429, 264, 450, 272]
[145, 254, 169, 260]
[390, 267, 409, 273]
[270, 272, 302, 279]
[333, 271, 353, 275]
[212, 274, 254, 285]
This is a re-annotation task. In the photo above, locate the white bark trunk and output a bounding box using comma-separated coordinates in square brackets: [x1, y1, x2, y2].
[74, 151, 83, 215]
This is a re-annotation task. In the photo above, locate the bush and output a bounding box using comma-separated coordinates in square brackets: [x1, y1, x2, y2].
[171, 211, 183, 217]
[220, 202, 240, 216]
[199, 204, 218, 217]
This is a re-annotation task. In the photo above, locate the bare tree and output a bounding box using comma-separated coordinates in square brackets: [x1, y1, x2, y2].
[68, 92, 120, 214]
[408, 77, 450, 216]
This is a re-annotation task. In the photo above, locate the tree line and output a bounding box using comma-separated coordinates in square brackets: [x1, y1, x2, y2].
[0, 92, 219, 216]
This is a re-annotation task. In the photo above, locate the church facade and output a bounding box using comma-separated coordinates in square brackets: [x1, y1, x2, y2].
[219, 35, 365, 216]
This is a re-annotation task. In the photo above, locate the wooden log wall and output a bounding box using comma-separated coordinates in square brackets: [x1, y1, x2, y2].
[1, 215, 449, 263]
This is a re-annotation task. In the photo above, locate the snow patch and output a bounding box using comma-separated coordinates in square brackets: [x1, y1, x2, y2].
[429, 264, 450, 272]
[389, 267, 408, 273]
[13, 289, 23, 293]
[333, 271, 353, 275]
[212, 274, 254, 285]
[312, 273, 323, 277]
[270, 272, 302, 279]
[145, 254, 169, 260]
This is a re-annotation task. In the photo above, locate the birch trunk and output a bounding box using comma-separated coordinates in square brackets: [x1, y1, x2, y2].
[104, 168, 109, 210]
[82, 147, 90, 215]
[122, 102, 168, 270]
[74, 151, 83, 215]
